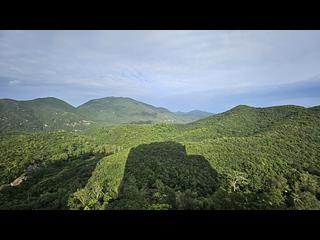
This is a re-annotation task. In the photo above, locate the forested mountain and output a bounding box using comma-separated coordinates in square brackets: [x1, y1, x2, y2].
[22, 97, 93, 131]
[76, 97, 212, 124]
[0, 97, 92, 132]
[0, 99, 43, 132]
[0, 103, 319, 210]
[0, 97, 212, 133]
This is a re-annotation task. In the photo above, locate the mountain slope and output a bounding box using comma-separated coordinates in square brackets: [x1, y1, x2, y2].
[0, 99, 43, 132]
[0, 97, 93, 132]
[21, 97, 93, 131]
[186, 104, 309, 138]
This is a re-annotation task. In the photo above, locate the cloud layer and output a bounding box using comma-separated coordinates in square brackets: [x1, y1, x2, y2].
[1, 30, 320, 112]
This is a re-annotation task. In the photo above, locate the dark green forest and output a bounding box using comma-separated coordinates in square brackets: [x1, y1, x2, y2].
[0, 100, 319, 210]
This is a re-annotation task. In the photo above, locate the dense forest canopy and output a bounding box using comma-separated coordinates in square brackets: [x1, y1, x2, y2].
[0, 101, 319, 210]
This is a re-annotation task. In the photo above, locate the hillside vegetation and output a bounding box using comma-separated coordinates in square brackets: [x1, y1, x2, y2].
[0, 97, 92, 132]
[0, 104, 319, 210]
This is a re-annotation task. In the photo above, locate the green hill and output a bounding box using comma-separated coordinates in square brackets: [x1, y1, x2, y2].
[0, 104, 319, 210]
[0, 99, 43, 132]
[22, 97, 93, 131]
[76, 96, 208, 124]
[0, 97, 93, 133]
[185, 104, 309, 139]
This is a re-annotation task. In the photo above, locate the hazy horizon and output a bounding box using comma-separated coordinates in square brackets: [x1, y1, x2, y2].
[1, 30, 320, 112]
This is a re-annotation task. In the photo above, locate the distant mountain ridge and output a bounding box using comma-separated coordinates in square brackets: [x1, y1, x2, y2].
[0, 96, 213, 133]
[174, 110, 213, 118]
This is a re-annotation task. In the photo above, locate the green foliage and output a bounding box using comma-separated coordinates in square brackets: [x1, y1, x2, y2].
[1, 103, 320, 209]
[146, 203, 171, 210]
[0, 155, 101, 209]
[103, 142, 219, 210]
[0, 97, 93, 133]
[0, 131, 98, 185]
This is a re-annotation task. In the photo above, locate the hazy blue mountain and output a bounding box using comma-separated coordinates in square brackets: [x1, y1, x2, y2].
[175, 110, 213, 117]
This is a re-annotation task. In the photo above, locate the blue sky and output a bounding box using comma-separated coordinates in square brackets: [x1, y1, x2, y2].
[1, 30, 320, 113]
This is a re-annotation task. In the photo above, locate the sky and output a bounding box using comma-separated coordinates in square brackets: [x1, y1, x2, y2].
[1, 30, 320, 113]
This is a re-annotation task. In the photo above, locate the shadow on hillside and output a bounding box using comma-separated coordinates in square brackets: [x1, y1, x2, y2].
[107, 141, 221, 210]
[0, 154, 103, 210]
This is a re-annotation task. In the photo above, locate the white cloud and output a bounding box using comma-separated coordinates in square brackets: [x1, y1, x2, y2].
[8, 80, 20, 86]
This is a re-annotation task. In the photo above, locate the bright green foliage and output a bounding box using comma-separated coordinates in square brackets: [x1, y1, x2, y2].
[0, 104, 320, 209]
[0, 131, 97, 185]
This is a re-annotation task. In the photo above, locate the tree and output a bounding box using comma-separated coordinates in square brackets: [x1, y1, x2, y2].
[225, 170, 249, 192]
[70, 188, 91, 209]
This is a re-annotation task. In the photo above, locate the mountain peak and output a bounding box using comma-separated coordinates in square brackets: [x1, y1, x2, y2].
[0, 98, 18, 103]
[24, 97, 75, 111]
[34, 97, 60, 101]
[229, 105, 254, 112]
